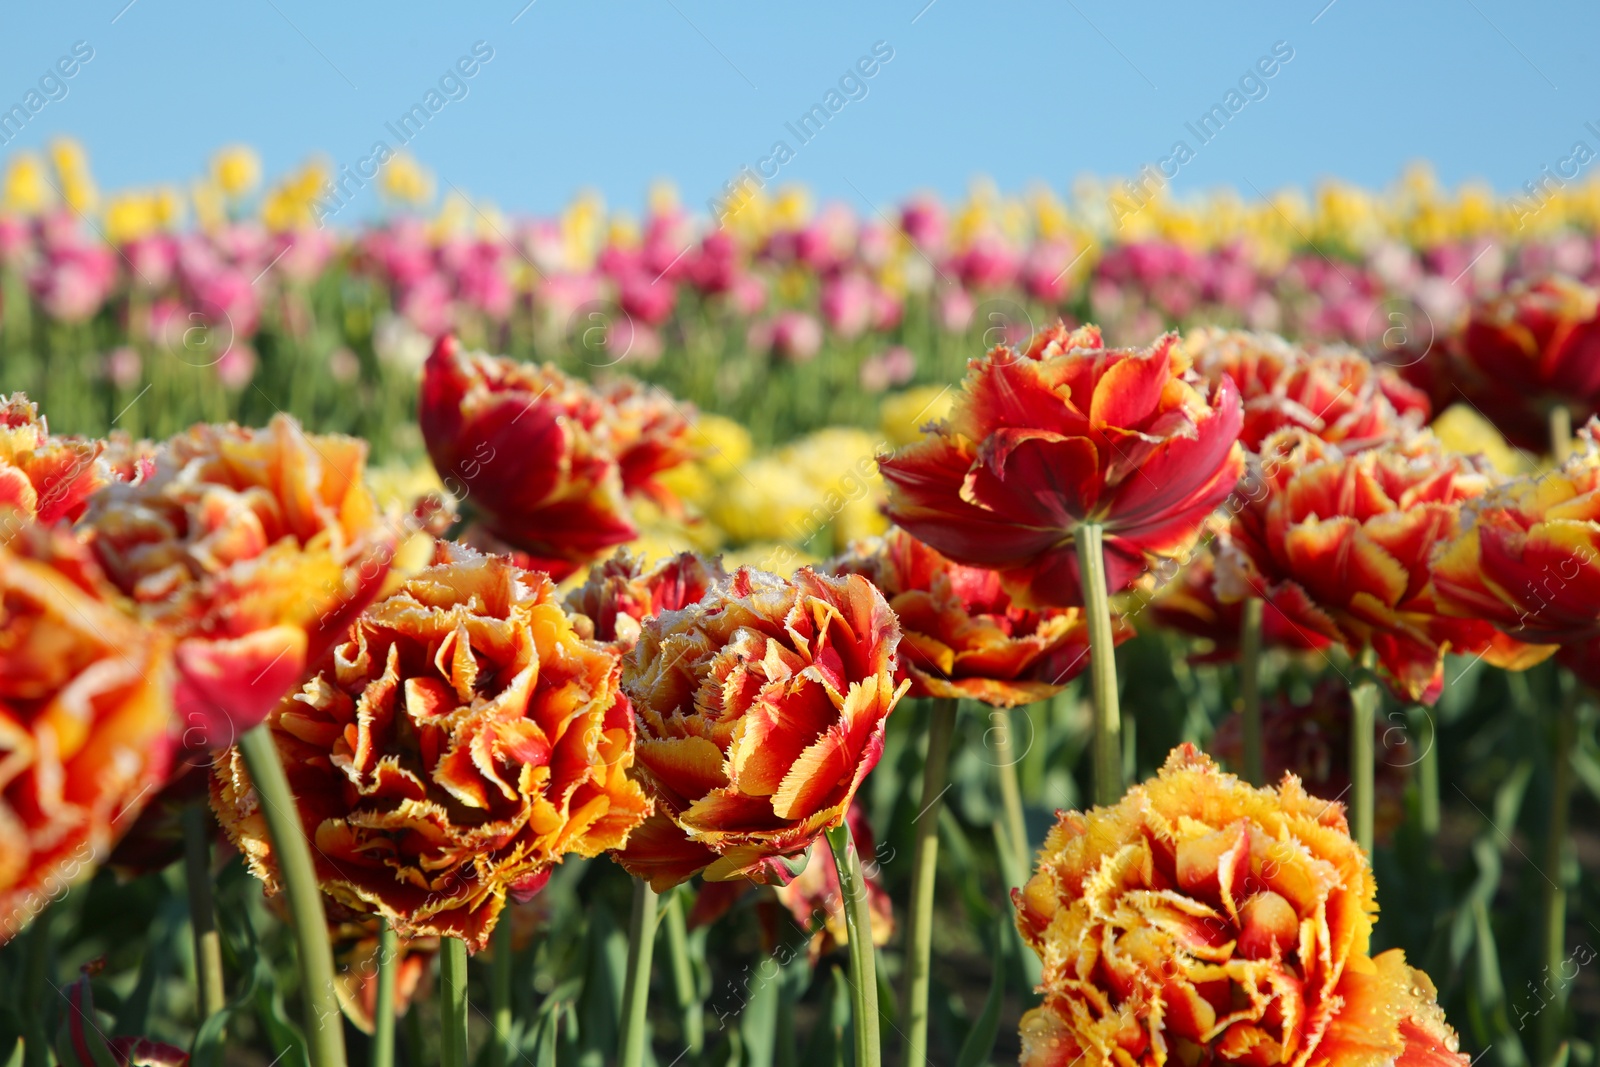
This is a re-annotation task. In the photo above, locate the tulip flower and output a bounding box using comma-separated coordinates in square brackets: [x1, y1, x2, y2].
[79, 413, 394, 747]
[420, 334, 695, 578]
[1184, 327, 1430, 451]
[879, 324, 1245, 609]
[827, 527, 1122, 707]
[212, 541, 650, 951]
[1446, 275, 1600, 452]
[1014, 745, 1469, 1067]
[0, 528, 174, 947]
[1219, 428, 1550, 705]
[0, 394, 124, 534]
[613, 566, 907, 888]
[564, 549, 725, 649]
[1431, 428, 1600, 642]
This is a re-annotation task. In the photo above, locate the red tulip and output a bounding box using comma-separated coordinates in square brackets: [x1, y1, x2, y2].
[879, 324, 1245, 608]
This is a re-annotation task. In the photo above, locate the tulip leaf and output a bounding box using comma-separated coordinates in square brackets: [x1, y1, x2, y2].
[0, 1038, 18, 1067]
[112, 891, 185, 1038]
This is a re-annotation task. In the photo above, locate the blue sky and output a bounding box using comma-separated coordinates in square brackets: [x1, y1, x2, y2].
[0, 1, 1594, 220]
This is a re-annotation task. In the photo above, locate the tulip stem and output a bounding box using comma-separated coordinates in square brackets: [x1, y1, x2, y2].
[1076, 522, 1124, 805]
[662, 890, 704, 1056]
[1540, 683, 1578, 1063]
[182, 803, 227, 1022]
[826, 821, 881, 1067]
[1239, 597, 1265, 786]
[371, 919, 397, 1067]
[440, 937, 470, 1067]
[990, 706, 1031, 877]
[619, 878, 659, 1067]
[1415, 709, 1440, 838]
[236, 724, 348, 1067]
[489, 915, 513, 1067]
[1349, 655, 1378, 854]
[902, 697, 958, 1067]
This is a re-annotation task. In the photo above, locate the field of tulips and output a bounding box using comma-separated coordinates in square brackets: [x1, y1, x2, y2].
[2, 142, 1600, 1067]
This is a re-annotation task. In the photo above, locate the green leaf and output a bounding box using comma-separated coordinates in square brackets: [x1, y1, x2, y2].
[955, 917, 1008, 1067]
[112, 892, 185, 1037]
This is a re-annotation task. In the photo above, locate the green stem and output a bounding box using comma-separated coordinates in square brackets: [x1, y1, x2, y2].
[1349, 659, 1378, 855]
[1239, 597, 1265, 786]
[371, 919, 397, 1067]
[440, 937, 470, 1067]
[237, 724, 348, 1067]
[1415, 709, 1440, 838]
[1540, 686, 1578, 1062]
[489, 916, 513, 1067]
[901, 697, 958, 1067]
[619, 878, 659, 1067]
[1075, 522, 1124, 805]
[990, 706, 1031, 880]
[181, 804, 227, 1021]
[992, 818, 1043, 991]
[662, 891, 703, 1056]
[825, 822, 881, 1067]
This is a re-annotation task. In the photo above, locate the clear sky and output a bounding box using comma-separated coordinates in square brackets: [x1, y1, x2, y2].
[0, 1, 1594, 220]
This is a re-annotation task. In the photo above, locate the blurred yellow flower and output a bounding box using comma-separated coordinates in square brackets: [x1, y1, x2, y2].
[705, 455, 818, 544]
[880, 384, 953, 446]
[211, 145, 262, 200]
[191, 178, 227, 232]
[1431, 403, 1531, 475]
[2, 154, 53, 215]
[379, 152, 434, 207]
[688, 413, 752, 478]
[48, 138, 91, 182]
[104, 192, 159, 244]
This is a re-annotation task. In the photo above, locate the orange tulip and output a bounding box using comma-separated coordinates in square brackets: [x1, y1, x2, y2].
[0, 528, 174, 945]
[1432, 428, 1600, 642]
[80, 413, 394, 748]
[0, 394, 132, 538]
[828, 527, 1126, 707]
[1014, 744, 1468, 1067]
[879, 324, 1245, 609]
[1217, 429, 1549, 703]
[1184, 328, 1429, 452]
[211, 542, 649, 950]
[612, 567, 909, 891]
